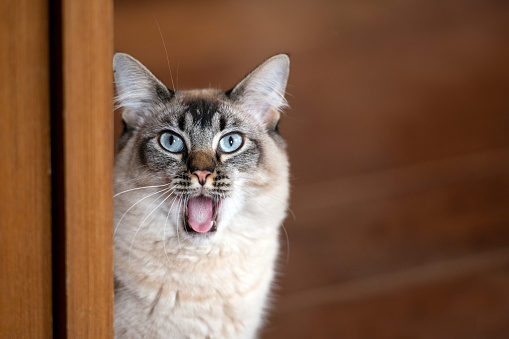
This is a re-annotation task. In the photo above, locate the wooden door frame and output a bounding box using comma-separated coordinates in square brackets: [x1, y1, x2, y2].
[1, 0, 114, 337]
[51, 0, 114, 337]
[0, 0, 53, 337]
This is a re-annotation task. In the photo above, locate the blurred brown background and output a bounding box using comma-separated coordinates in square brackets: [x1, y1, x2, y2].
[114, 0, 509, 338]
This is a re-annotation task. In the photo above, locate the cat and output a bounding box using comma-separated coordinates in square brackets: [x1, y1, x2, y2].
[113, 52, 290, 338]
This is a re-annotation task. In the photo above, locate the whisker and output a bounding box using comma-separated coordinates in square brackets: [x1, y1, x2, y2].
[114, 186, 174, 237]
[153, 16, 175, 90]
[164, 195, 178, 263]
[222, 193, 239, 233]
[245, 196, 291, 260]
[176, 58, 180, 90]
[113, 173, 158, 187]
[114, 182, 172, 198]
[175, 196, 182, 250]
[168, 193, 183, 251]
[163, 215, 171, 260]
[129, 191, 173, 266]
[259, 192, 296, 221]
[180, 196, 188, 234]
[280, 223, 290, 264]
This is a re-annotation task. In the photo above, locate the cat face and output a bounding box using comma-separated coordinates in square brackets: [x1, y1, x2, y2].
[113, 53, 290, 243]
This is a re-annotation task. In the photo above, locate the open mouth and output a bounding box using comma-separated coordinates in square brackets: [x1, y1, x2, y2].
[184, 195, 220, 234]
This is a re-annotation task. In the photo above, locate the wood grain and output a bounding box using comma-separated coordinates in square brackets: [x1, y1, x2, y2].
[53, 0, 114, 337]
[264, 260, 509, 339]
[0, 0, 53, 337]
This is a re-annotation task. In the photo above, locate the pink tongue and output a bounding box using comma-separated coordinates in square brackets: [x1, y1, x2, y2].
[187, 196, 214, 233]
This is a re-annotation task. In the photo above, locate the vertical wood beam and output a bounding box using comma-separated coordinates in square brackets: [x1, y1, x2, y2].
[52, 0, 114, 337]
[0, 0, 53, 337]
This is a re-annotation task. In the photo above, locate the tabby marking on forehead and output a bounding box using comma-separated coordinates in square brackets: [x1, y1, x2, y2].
[184, 98, 219, 128]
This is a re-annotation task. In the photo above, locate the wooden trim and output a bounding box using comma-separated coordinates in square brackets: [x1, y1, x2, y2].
[0, 0, 53, 337]
[51, 0, 114, 337]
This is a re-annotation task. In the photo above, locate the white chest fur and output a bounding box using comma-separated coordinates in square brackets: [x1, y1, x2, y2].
[114, 207, 281, 339]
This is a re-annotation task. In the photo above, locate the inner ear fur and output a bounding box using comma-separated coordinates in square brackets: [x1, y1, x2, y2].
[228, 54, 290, 130]
[113, 52, 173, 128]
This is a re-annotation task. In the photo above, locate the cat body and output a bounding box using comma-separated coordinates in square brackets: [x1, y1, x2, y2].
[113, 53, 290, 338]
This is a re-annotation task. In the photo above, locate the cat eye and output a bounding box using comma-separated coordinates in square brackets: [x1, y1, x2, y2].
[159, 132, 185, 153]
[218, 133, 243, 153]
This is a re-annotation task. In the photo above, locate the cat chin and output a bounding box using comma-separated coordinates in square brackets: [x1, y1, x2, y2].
[179, 229, 219, 244]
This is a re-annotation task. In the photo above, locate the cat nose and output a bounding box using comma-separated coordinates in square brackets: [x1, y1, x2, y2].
[188, 150, 216, 185]
[192, 169, 212, 186]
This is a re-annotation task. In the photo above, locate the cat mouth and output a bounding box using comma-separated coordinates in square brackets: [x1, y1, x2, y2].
[184, 195, 220, 234]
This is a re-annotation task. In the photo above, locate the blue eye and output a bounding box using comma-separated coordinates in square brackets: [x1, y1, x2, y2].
[159, 132, 185, 153]
[218, 133, 243, 153]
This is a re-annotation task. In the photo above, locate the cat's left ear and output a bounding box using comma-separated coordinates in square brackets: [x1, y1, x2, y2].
[228, 54, 290, 131]
[113, 53, 173, 128]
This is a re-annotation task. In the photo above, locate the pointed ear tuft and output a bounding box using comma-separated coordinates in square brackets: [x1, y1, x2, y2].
[113, 53, 173, 127]
[228, 54, 290, 130]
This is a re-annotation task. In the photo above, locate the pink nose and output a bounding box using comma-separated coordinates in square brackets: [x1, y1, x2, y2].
[193, 170, 212, 185]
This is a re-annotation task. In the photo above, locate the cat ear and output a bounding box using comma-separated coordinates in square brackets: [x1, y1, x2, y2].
[113, 52, 173, 127]
[228, 54, 290, 130]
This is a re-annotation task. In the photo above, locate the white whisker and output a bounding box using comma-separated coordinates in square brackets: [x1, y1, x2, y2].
[180, 196, 188, 235]
[114, 182, 172, 198]
[168, 193, 183, 250]
[114, 186, 174, 237]
[129, 191, 173, 266]
[259, 192, 296, 221]
[113, 173, 159, 187]
[245, 194, 291, 261]
[175, 196, 182, 249]
[163, 195, 177, 264]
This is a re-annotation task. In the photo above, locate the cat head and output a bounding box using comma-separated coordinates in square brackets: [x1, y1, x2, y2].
[113, 53, 290, 243]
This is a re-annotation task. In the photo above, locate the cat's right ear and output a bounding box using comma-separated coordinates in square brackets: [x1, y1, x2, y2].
[113, 53, 173, 128]
[227, 54, 290, 131]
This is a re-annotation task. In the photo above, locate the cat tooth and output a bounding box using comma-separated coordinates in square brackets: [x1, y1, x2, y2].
[212, 199, 221, 220]
[184, 200, 189, 217]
